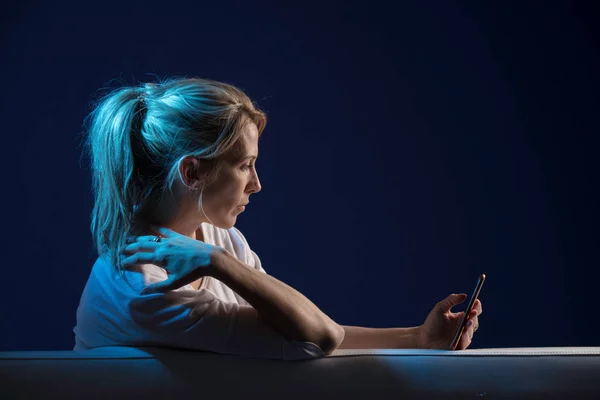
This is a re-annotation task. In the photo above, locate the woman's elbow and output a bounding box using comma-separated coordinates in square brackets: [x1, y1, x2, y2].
[318, 323, 345, 355]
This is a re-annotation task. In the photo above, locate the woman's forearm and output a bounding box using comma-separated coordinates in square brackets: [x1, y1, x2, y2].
[337, 325, 422, 349]
[209, 248, 345, 354]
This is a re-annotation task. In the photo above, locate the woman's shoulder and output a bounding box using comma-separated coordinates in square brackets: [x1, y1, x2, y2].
[229, 226, 265, 272]
[229, 225, 248, 243]
[198, 222, 249, 262]
[199, 223, 263, 271]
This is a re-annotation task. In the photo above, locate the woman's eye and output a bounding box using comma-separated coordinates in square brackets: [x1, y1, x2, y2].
[241, 164, 253, 170]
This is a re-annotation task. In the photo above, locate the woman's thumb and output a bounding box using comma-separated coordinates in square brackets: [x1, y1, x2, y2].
[439, 293, 467, 312]
[454, 293, 468, 303]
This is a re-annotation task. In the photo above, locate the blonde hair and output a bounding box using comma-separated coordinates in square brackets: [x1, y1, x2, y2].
[83, 76, 266, 274]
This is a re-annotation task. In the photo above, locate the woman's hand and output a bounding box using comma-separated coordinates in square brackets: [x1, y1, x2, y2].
[415, 293, 483, 350]
[121, 226, 224, 294]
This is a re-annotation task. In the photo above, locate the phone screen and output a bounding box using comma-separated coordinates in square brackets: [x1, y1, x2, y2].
[449, 273, 486, 350]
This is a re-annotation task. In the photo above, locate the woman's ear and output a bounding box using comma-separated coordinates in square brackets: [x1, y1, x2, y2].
[179, 156, 202, 189]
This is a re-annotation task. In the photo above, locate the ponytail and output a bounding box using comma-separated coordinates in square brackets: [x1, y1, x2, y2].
[84, 87, 146, 270]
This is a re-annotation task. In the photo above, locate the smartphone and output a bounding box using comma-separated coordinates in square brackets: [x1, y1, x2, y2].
[449, 273, 486, 350]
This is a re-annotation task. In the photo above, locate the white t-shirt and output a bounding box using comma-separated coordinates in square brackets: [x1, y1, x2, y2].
[73, 222, 325, 360]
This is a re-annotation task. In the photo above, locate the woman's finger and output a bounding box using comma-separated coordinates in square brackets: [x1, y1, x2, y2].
[122, 241, 160, 253]
[151, 226, 176, 237]
[142, 280, 173, 294]
[471, 315, 480, 332]
[121, 252, 166, 268]
[459, 318, 478, 350]
[466, 314, 478, 327]
[130, 235, 166, 243]
[458, 331, 470, 350]
[467, 316, 479, 336]
[142, 274, 193, 294]
[461, 327, 473, 350]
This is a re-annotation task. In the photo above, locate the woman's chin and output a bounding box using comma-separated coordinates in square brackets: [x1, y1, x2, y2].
[214, 214, 238, 230]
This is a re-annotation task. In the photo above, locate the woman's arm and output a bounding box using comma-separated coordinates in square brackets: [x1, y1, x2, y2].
[338, 325, 422, 349]
[209, 249, 345, 355]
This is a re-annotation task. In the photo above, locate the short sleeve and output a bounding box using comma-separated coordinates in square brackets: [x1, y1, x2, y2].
[230, 226, 266, 274]
[128, 266, 325, 361]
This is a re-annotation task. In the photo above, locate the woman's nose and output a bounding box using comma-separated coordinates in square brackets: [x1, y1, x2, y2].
[252, 172, 261, 193]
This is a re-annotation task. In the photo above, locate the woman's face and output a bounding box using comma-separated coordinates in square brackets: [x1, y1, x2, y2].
[200, 120, 261, 228]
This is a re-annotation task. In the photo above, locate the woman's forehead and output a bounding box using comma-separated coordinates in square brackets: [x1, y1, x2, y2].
[229, 124, 259, 160]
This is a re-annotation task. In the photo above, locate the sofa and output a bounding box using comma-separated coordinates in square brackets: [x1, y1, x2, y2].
[1, 346, 599, 399]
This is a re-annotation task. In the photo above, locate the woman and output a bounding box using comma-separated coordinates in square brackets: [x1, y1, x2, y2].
[74, 77, 482, 360]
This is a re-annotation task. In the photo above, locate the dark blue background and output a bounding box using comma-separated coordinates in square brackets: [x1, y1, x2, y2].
[2, 0, 598, 351]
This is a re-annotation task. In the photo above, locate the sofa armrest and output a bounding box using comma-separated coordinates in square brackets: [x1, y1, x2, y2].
[1, 346, 599, 399]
